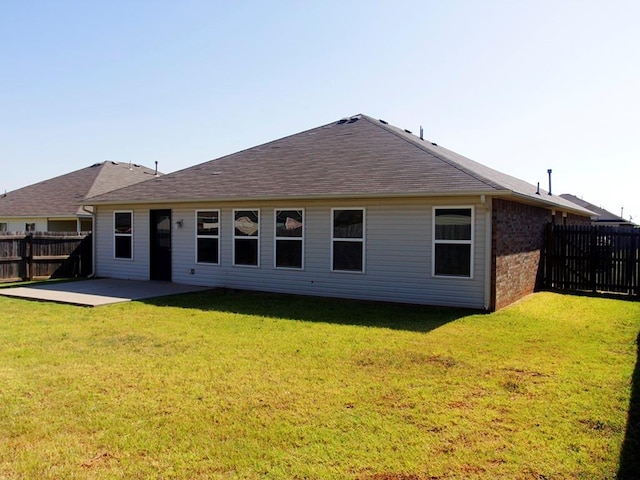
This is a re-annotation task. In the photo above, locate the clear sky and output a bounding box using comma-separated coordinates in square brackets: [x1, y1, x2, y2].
[2, 1, 638, 222]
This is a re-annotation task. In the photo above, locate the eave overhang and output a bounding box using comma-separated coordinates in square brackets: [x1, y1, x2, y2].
[83, 188, 593, 218]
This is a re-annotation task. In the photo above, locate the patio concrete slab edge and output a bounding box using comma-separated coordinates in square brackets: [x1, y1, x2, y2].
[0, 279, 211, 307]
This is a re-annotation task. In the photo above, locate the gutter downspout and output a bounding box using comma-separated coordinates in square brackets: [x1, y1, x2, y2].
[480, 195, 492, 311]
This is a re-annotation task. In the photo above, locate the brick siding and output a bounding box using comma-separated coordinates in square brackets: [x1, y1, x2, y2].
[491, 199, 589, 310]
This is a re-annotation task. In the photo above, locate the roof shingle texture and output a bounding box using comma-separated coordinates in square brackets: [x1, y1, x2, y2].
[86, 115, 591, 215]
[0, 162, 158, 217]
[560, 193, 636, 224]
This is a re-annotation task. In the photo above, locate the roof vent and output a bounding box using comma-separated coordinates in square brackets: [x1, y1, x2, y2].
[379, 119, 388, 125]
[404, 129, 412, 134]
[110, 161, 118, 165]
[347, 116, 360, 123]
[431, 142, 438, 146]
[337, 118, 349, 125]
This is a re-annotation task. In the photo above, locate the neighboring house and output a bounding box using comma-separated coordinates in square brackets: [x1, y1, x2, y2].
[85, 114, 593, 311]
[0, 161, 159, 233]
[560, 194, 637, 228]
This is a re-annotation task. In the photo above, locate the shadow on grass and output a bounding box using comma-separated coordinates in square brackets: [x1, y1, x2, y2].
[618, 331, 640, 479]
[542, 288, 640, 304]
[143, 288, 479, 333]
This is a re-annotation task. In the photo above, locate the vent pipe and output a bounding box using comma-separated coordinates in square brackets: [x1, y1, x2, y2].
[536, 182, 540, 195]
[155, 161, 159, 176]
[420, 126, 424, 140]
[547, 169, 552, 196]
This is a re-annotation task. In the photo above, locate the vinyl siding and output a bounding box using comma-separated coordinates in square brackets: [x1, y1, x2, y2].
[95, 207, 150, 280]
[94, 197, 486, 309]
[0, 218, 48, 232]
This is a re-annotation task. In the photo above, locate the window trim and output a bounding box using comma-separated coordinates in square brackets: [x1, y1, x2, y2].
[432, 206, 474, 279]
[232, 208, 260, 268]
[330, 207, 366, 273]
[113, 210, 133, 260]
[273, 208, 304, 270]
[195, 209, 220, 265]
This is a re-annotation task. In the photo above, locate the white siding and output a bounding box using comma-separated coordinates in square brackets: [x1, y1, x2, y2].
[0, 218, 47, 232]
[95, 207, 150, 280]
[0, 217, 86, 233]
[95, 197, 487, 309]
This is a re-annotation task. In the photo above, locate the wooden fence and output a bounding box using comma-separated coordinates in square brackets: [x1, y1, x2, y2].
[543, 224, 639, 297]
[0, 232, 92, 282]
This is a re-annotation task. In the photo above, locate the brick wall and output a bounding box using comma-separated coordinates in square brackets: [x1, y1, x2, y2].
[491, 199, 589, 310]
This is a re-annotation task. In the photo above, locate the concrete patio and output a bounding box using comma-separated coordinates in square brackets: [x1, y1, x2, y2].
[0, 278, 211, 307]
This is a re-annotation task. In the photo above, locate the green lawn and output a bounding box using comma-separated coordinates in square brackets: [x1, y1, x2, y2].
[0, 290, 638, 479]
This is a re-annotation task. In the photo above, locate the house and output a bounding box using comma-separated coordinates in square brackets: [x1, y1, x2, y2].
[0, 161, 159, 233]
[84, 114, 593, 311]
[560, 194, 637, 228]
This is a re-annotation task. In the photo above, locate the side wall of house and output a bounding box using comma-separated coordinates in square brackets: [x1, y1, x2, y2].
[0, 217, 85, 233]
[491, 199, 590, 310]
[0, 218, 48, 232]
[95, 197, 489, 309]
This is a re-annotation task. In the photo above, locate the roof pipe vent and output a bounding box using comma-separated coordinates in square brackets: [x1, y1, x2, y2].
[155, 161, 159, 176]
[420, 126, 424, 140]
[547, 169, 552, 196]
[536, 182, 540, 195]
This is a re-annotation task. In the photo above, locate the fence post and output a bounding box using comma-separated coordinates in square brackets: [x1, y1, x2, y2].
[590, 227, 598, 293]
[544, 223, 553, 289]
[26, 233, 33, 281]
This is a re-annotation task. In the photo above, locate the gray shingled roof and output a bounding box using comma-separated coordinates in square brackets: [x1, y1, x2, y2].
[0, 161, 159, 218]
[86, 115, 592, 216]
[560, 194, 636, 225]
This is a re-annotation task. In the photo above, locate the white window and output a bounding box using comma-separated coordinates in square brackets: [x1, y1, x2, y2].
[114, 211, 133, 259]
[433, 207, 474, 278]
[233, 209, 259, 266]
[331, 208, 365, 272]
[274, 209, 304, 269]
[196, 210, 220, 264]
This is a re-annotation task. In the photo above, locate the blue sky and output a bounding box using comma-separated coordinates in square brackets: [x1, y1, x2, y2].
[2, 1, 639, 222]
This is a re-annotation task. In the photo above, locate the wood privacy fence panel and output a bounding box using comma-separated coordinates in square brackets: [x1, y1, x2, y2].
[0, 232, 92, 282]
[544, 224, 639, 297]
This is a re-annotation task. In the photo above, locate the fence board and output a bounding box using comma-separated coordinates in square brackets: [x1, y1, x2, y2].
[0, 232, 92, 282]
[544, 224, 639, 297]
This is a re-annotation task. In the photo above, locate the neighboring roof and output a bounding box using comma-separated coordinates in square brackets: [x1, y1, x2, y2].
[86, 114, 592, 216]
[560, 194, 637, 225]
[0, 161, 159, 218]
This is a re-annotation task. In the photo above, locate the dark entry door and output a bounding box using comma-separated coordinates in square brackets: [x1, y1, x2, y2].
[150, 209, 172, 281]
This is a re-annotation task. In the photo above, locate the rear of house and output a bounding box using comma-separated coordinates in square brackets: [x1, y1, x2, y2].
[94, 197, 489, 309]
[86, 114, 592, 310]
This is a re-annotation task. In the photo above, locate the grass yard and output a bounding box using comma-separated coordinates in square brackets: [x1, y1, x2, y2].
[0, 290, 638, 479]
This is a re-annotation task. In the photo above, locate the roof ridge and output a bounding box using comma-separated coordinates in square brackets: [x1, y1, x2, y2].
[83, 162, 108, 199]
[359, 115, 504, 191]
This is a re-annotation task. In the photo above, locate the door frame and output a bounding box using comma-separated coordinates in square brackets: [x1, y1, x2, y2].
[150, 209, 172, 281]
